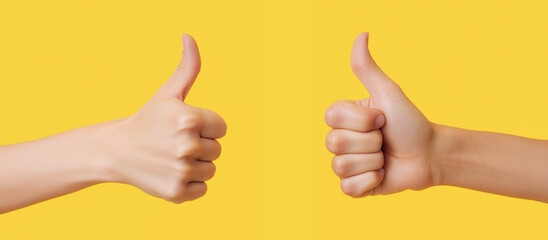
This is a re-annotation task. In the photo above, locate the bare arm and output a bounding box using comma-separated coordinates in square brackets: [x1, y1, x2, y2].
[433, 125, 548, 202]
[325, 32, 548, 202]
[0, 34, 227, 214]
[0, 121, 117, 213]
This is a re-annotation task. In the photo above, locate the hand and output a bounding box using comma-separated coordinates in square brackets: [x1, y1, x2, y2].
[325, 32, 436, 197]
[104, 34, 226, 203]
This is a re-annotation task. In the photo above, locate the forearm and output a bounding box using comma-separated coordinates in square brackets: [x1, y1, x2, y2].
[432, 124, 548, 202]
[0, 120, 117, 213]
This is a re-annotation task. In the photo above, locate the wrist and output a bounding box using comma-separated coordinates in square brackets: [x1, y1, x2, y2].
[78, 118, 128, 184]
[429, 124, 472, 187]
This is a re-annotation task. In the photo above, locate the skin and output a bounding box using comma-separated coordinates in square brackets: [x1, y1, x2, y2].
[0, 34, 227, 214]
[325, 32, 548, 202]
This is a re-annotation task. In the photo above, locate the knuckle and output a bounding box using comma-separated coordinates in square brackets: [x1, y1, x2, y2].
[209, 162, 217, 173]
[211, 141, 222, 160]
[204, 163, 216, 180]
[169, 196, 185, 204]
[196, 183, 208, 197]
[164, 182, 185, 203]
[325, 102, 343, 126]
[176, 140, 202, 158]
[172, 162, 193, 181]
[331, 156, 349, 177]
[178, 60, 201, 73]
[340, 179, 360, 198]
[201, 108, 227, 138]
[185, 182, 208, 200]
[326, 130, 345, 154]
[176, 113, 202, 130]
[172, 161, 187, 173]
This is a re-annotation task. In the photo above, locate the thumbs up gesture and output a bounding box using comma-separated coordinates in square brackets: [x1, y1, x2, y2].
[107, 34, 226, 203]
[325, 33, 436, 197]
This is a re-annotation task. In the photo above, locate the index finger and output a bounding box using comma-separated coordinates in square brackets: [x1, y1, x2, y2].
[198, 108, 227, 139]
[325, 100, 385, 132]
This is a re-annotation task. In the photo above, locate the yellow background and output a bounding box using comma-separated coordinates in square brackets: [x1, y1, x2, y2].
[1, 0, 547, 239]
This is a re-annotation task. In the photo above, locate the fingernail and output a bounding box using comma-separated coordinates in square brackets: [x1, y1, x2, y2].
[375, 115, 385, 129]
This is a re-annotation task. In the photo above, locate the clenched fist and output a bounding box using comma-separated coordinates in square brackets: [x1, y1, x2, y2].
[105, 34, 226, 203]
[325, 33, 436, 198]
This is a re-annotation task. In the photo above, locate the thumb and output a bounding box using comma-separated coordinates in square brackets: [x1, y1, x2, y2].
[351, 32, 405, 103]
[155, 34, 201, 101]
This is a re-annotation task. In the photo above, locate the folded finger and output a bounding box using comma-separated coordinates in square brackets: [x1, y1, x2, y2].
[198, 108, 227, 139]
[340, 169, 385, 198]
[325, 99, 385, 132]
[198, 138, 222, 161]
[326, 129, 382, 154]
[332, 152, 384, 178]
